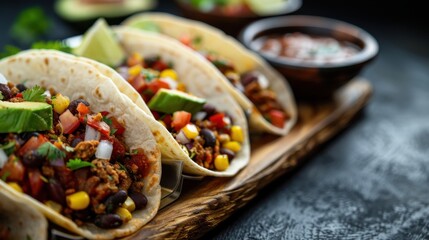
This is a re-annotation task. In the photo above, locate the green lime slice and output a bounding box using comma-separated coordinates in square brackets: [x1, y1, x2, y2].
[245, 0, 289, 15]
[73, 18, 125, 67]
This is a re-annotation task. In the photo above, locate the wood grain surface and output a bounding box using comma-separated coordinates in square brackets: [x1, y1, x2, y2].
[124, 79, 372, 240]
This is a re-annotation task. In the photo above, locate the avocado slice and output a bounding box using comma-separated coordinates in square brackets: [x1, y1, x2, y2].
[148, 89, 207, 115]
[55, 0, 156, 22]
[0, 101, 53, 133]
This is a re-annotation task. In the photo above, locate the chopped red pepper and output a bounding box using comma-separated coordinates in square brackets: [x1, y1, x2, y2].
[110, 117, 125, 136]
[179, 35, 192, 47]
[76, 102, 90, 115]
[209, 113, 226, 128]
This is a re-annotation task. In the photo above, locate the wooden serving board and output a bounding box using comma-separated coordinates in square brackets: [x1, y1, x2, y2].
[124, 79, 372, 239]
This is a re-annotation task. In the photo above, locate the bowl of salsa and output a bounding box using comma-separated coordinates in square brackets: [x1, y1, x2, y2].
[174, 0, 302, 36]
[239, 15, 379, 99]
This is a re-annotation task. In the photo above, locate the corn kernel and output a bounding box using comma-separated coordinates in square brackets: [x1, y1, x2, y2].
[7, 182, 23, 193]
[66, 191, 90, 210]
[160, 69, 178, 80]
[123, 196, 136, 212]
[182, 124, 199, 139]
[45, 200, 62, 213]
[52, 94, 70, 114]
[223, 141, 241, 153]
[116, 207, 132, 222]
[214, 154, 229, 171]
[128, 64, 142, 76]
[231, 125, 244, 143]
[177, 83, 186, 92]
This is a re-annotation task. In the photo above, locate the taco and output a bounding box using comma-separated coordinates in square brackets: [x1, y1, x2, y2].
[60, 22, 251, 177]
[123, 12, 298, 135]
[0, 188, 48, 240]
[0, 51, 161, 239]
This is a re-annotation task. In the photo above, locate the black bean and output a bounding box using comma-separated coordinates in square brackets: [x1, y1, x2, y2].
[18, 132, 39, 143]
[105, 190, 127, 213]
[73, 209, 94, 222]
[200, 129, 216, 148]
[144, 55, 160, 67]
[71, 138, 83, 148]
[22, 150, 45, 168]
[0, 83, 12, 100]
[16, 83, 27, 92]
[129, 192, 147, 210]
[67, 99, 90, 115]
[48, 179, 66, 205]
[202, 104, 216, 116]
[94, 214, 123, 229]
[220, 148, 235, 160]
[240, 72, 258, 86]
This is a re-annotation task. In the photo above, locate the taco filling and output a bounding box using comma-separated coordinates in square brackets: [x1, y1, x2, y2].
[118, 53, 243, 171]
[0, 81, 150, 229]
[175, 36, 290, 128]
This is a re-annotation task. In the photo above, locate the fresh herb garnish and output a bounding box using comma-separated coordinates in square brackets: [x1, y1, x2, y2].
[31, 40, 71, 53]
[1, 171, 10, 181]
[110, 128, 118, 136]
[37, 142, 66, 161]
[192, 36, 202, 45]
[102, 116, 118, 136]
[189, 151, 196, 159]
[11, 7, 50, 44]
[131, 149, 139, 155]
[66, 158, 95, 171]
[141, 69, 157, 81]
[22, 85, 46, 102]
[0, 141, 16, 155]
[0, 45, 21, 59]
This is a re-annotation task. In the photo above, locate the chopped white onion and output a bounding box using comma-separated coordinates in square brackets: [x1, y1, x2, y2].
[43, 90, 51, 98]
[223, 116, 231, 126]
[257, 73, 269, 89]
[84, 125, 100, 141]
[193, 111, 207, 121]
[176, 130, 190, 144]
[160, 78, 178, 90]
[0, 73, 7, 84]
[95, 140, 113, 160]
[0, 149, 8, 168]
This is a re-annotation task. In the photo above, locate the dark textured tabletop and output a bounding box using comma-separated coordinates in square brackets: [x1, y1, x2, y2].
[1, 1, 428, 239]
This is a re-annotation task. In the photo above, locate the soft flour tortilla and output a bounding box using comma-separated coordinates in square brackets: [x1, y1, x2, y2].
[29, 28, 251, 178]
[0, 188, 48, 240]
[123, 12, 298, 135]
[0, 51, 161, 239]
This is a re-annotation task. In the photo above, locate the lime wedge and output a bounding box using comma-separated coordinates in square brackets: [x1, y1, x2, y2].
[245, 0, 289, 15]
[73, 18, 125, 67]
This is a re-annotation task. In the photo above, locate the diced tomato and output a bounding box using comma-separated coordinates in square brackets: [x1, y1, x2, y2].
[209, 113, 227, 129]
[0, 157, 25, 182]
[131, 75, 147, 93]
[110, 117, 125, 136]
[16, 93, 23, 98]
[76, 102, 90, 115]
[179, 34, 192, 47]
[28, 169, 44, 197]
[126, 148, 150, 177]
[151, 61, 169, 72]
[17, 135, 48, 157]
[268, 109, 285, 128]
[87, 115, 110, 136]
[171, 111, 192, 131]
[59, 110, 80, 134]
[111, 137, 126, 161]
[147, 79, 170, 95]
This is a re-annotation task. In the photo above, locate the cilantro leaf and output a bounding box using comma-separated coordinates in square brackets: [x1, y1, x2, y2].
[11, 7, 50, 44]
[1, 171, 10, 181]
[66, 158, 95, 171]
[102, 116, 118, 136]
[31, 40, 71, 53]
[0, 92, 3, 100]
[37, 142, 65, 161]
[22, 85, 46, 102]
[0, 45, 21, 59]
